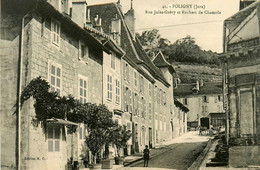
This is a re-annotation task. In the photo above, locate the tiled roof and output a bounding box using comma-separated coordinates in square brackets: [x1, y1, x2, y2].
[87, 2, 170, 86]
[174, 98, 189, 113]
[36, 0, 106, 48]
[153, 51, 176, 73]
[174, 81, 223, 97]
[225, 1, 259, 22]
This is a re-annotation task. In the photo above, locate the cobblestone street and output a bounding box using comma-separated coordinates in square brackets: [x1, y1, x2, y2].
[126, 131, 210, 170]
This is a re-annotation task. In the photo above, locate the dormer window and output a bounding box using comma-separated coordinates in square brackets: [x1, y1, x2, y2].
[79, 41, 89, 62]
[51, 19, 60, 46]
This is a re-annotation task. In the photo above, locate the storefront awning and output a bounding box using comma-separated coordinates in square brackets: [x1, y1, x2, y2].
[46, 118, 78, 126]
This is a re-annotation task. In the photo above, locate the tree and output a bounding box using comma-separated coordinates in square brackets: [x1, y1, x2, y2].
[18, 76, 131, 164]
[137, 29, 220, 65]
[137, 29, 171, 60]
[109, 125, 131, 157]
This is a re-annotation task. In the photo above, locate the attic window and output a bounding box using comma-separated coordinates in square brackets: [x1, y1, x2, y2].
[51, 19, 60, 46]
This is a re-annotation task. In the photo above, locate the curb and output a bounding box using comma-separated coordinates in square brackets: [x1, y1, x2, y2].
[123, 157, 143, 167]
[188, 138, 214, 170]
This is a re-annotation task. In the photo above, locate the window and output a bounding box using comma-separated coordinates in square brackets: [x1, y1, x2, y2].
[124, 63, 130, 82]
[129, 89, 132, 112]
[79, 75, 87, 103]
[51, 19, 60, 46]
[127, 122, 132, 131]
[148, 103, 152, 120]
[148, 83, 152, 97]
[157, 89, 160, 104]
[140, 76, 144, 93]
[183, 98, 188, 105]
[163, 91, 166, 105]
[134, 72, 138, 87]
[49, 63, 62, 95]
[115, 80, 120, 104]
[107, 75, 112, 101]
[143, 98, 146, 118]
[48, 127, 61, 152]
[202, 96, 209, 103]
[140, 97, 144, 117]
[80, 44, 89, 60]
[134, 93, 138, 115]
[124, 87, 129, 111]
[218, 95, 222, 102]
[160, 90, 163, 105]
[141, 127, 145, 146]
[111, 53, 115, 69]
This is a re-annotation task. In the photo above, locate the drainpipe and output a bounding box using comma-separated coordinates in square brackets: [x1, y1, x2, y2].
[17, 10, 34, 170]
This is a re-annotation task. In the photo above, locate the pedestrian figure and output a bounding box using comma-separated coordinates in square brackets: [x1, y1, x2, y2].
[143, 145, 150, 167]
[198, 126, 202, 136]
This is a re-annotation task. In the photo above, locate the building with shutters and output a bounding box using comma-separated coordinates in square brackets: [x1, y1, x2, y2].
[87, 2, 180, 154]
[0, 0, 124, 169]
[174, 81, 224, 129]
[221, 1, 260, 167]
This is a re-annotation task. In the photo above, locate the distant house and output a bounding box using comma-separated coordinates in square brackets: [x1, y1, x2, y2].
[221, 1, 260, 168]
[173, 98, 189, 136]
[174, 81, 224, 129]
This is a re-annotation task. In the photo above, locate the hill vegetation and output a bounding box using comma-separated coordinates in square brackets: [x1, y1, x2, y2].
[136, 29, 221, 66]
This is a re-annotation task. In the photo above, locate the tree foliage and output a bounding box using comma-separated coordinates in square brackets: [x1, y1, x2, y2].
[137, 29, 221, 65]
[17, 76, 131, 159]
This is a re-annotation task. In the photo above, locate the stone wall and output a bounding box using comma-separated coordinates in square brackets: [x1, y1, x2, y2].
[229, 146, 259, 168]
[1, 12, 103, 170]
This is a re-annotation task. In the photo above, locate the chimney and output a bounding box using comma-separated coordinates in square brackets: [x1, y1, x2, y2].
[86, 8, 92, 27]
[93, 15, 103, 32]
[111, 14, 121, 45]
[239, 0, 256, 10]
[124, 0, 135, 37]
[196, 80, 200, 90]
[61, 0, 71, 15]
[199, 79, 204, 87]
[71, 0, 87, 27]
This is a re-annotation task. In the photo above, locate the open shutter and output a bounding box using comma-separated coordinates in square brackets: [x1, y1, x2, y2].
[123, 86, 127, 111]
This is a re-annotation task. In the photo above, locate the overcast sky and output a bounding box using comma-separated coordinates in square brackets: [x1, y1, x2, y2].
[87, 0, 240, 53]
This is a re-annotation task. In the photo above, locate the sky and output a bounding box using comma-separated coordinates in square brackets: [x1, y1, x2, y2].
[87, 0, 240, 52]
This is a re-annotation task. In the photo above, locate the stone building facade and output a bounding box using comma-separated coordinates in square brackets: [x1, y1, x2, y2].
[1, 0, 189, 169]
[174, 81, 224, 129]
[1, 0, 123, 169]
[87, 2, 180, 153]
[221, 1, 260, 167]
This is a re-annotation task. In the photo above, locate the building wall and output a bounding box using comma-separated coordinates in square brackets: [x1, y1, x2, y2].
[0, 36, 20, 170]
[1, 12, 103, 170]
[178, 94, 223, 125]
[173, 106, 188, 137]
[223, 2, 260, 167]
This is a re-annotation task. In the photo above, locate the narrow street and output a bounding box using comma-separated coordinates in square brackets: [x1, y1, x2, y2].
[127, 131, 210, 170]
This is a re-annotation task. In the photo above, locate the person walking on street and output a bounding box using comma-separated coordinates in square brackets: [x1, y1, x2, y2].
[143, 145, 150, 167]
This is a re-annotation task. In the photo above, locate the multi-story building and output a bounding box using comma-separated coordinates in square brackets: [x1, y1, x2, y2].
[0, 0, 123, 169]
[221, 1, 260, 167]
[87, 2, 180, 154]
[174, 81, 224, 129]
[173, 98, 189, 137]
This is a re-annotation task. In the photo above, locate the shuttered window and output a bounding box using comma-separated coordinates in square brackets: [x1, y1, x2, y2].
[48, 127, 61, 152]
